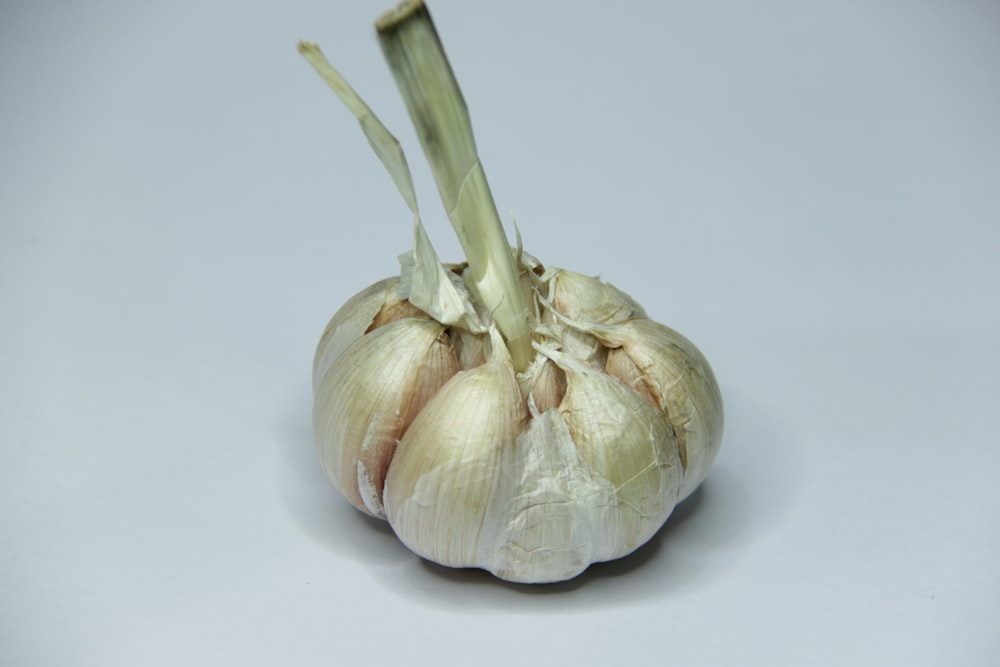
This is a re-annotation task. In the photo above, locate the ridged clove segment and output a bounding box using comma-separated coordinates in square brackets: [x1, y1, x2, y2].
[541, 271, 724, 502]
[383, 329, 527, 566]
[313, 317, 460, 517]
[549, 269, 647, 324]
[545, 347, 683, 558]
[313, 278, 401, 394]
[598, 319, 724, 501]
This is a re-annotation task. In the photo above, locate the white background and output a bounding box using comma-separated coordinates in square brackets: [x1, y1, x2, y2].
[3, 0, 998, 664]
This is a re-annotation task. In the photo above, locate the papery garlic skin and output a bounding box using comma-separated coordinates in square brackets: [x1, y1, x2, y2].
[601, 320, 724, 501]
[489, 409, 616, 582]
[546, 347, 683, 559]
[313, 278, 396, 390]
[383, 328, 526, 569]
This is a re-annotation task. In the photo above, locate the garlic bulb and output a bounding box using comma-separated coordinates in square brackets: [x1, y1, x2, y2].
[302, 0, 723, 583]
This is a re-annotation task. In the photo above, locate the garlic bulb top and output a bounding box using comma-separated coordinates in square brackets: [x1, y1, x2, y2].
[302, 0, 723, 583]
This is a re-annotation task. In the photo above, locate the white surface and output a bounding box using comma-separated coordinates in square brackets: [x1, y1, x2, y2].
[3, 0, 999, 664]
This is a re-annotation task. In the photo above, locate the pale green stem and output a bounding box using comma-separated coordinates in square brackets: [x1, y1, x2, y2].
[376, 0, 535, 372]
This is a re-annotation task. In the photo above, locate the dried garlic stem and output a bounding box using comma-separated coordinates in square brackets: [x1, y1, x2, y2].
[376, 0, 534, 371]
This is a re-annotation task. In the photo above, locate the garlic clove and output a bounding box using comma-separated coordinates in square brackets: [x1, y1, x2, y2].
[312, 277, 427, 393]
[540, 270, 640, 369]
[313, 317, 459, 517]
[524, 358, 567, 415]
[599, 319, 724, 501]
[543, 346, 683, 560]
[549, 269, 647, 324]
[383, 328, 527, 569]
[489, 407, 618, 583]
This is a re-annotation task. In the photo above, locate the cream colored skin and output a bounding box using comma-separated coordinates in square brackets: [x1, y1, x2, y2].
[312, 268, 723, 583]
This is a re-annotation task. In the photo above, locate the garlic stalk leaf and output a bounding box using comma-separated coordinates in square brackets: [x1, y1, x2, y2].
[375, 0, 534, 371]
[299, 40, 483, 335]
[298, 41, 418, 215]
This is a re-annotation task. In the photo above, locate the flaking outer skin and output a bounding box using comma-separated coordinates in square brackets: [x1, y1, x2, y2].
[488, 408, 619, 583]
[546, 347, 683, 562]
[598, 319, 724, 502]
